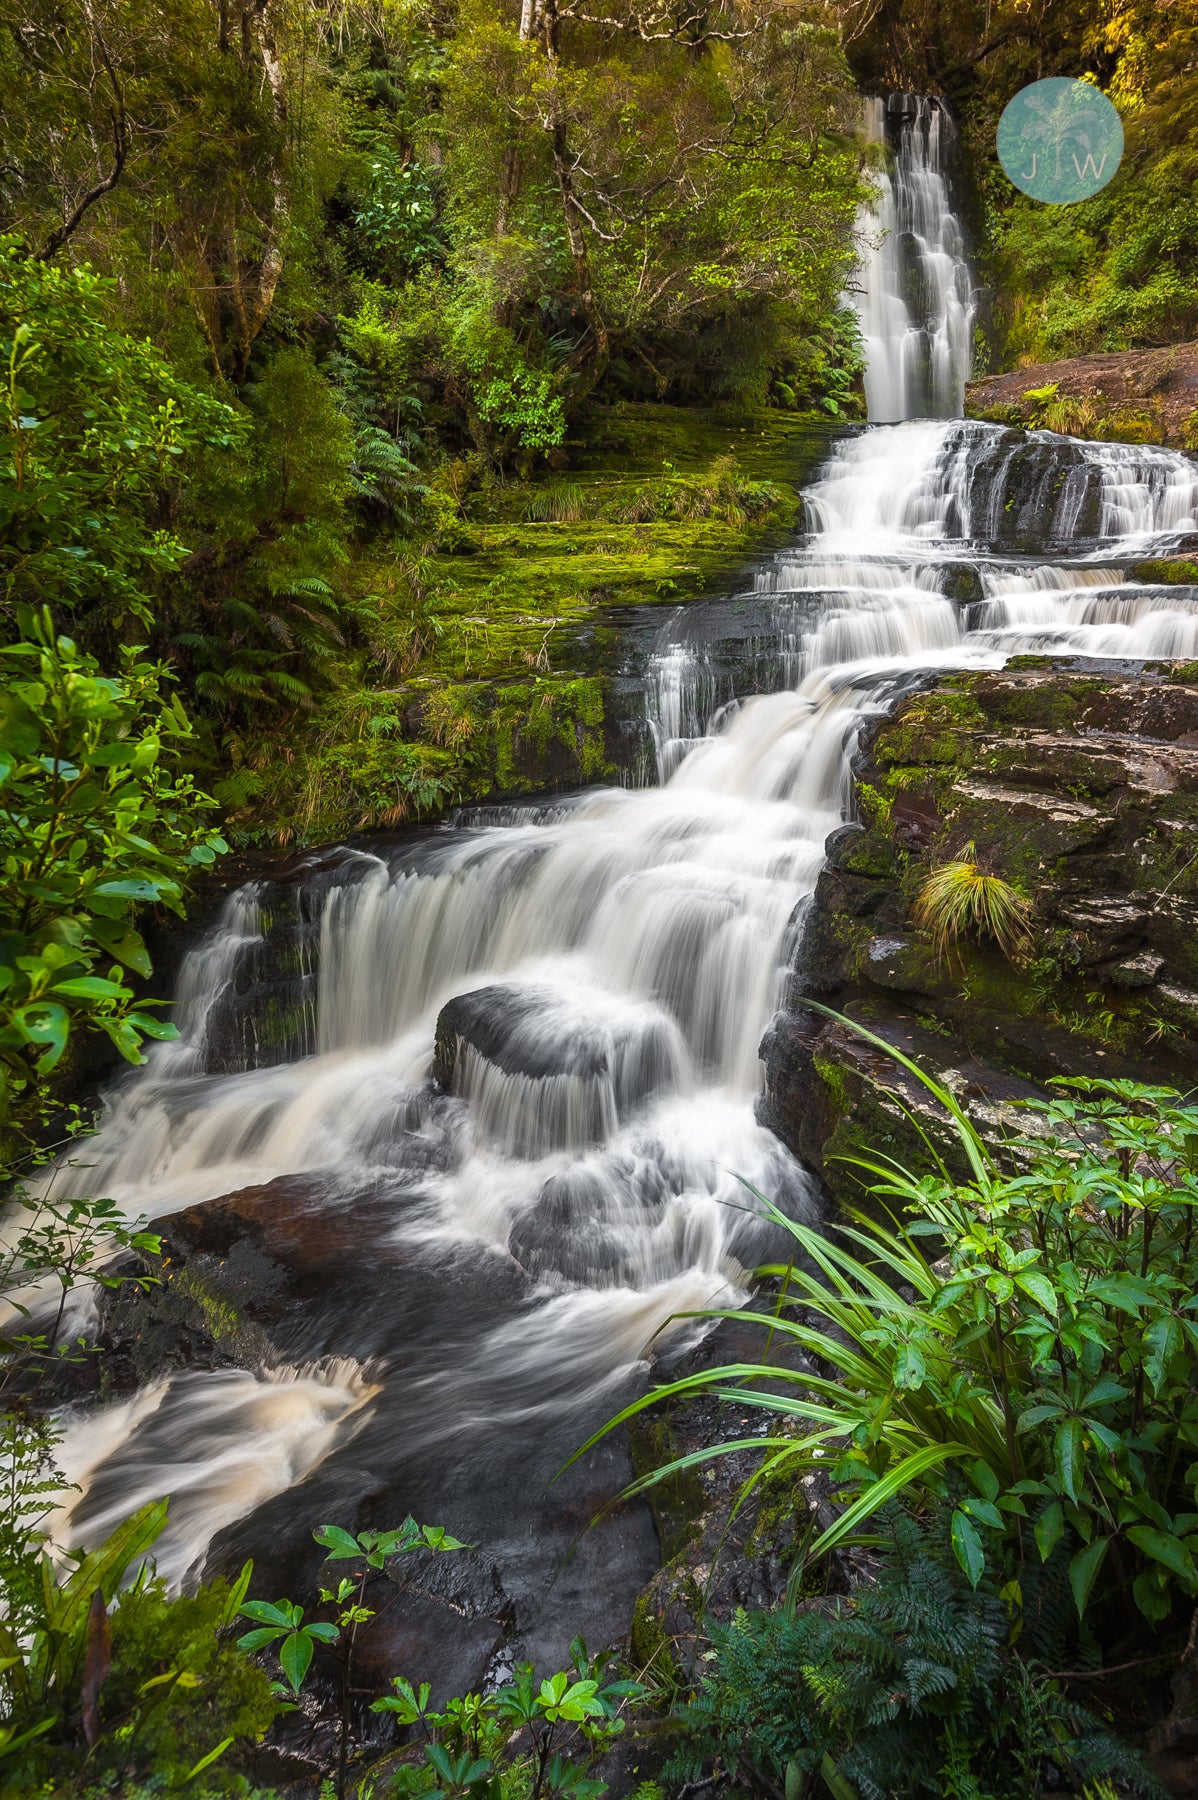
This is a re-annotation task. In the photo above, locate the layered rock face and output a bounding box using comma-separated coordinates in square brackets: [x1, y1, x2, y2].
[762, 657, 1198, 1202]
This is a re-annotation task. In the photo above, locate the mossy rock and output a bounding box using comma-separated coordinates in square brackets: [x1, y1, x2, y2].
[1131, 558, 1198, 586]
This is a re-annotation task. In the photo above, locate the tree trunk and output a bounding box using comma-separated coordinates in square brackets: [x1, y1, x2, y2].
[540, 0, 609, 374]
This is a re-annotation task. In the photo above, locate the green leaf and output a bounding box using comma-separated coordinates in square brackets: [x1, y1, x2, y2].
[1127, 1526, 1198, 1588]
[1081, 1377, 1128, 1408]
[951, 1509, 985, 1588]
[182, 1736, 235, 1782]
[1069, 1537, 1109, 1618]
[92, 878, 165, 900]
[238, 1599, 297, 1630]
[1144, 1316, 1183, 1395]
[1088, 1274, 1156, 1313]
[1034, 1501, 1065, 1563]
[313, 1524, 362, 1561]
[819, 1754, 860, 1800]
[1054, 1418, 1085, 1503]
[1014, 1270, 1058, 1315]
[960, 1497, 1003, 1531]
[47, 975, 128, 1001]
[278, 1630, 314, 1695]
[220, 1561, 254, 1630]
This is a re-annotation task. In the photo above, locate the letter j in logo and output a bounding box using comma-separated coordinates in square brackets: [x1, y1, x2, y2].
[997, 77, 1123, 204]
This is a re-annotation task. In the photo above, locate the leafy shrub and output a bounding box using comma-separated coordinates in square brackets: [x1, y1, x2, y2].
[0, 608, 226, 1156]
[673, 1507, 1164, 1800]
[377, 1635, 644, 1800]
[586, 1031, 1198, 1633]
[0, 236, 237, 641]
[0, 1500, 278, 1794]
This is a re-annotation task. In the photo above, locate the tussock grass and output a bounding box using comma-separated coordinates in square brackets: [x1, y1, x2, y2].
[913, 843, 1033, 967]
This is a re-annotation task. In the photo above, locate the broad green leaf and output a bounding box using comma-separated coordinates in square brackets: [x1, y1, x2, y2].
[92, 878, 165, 900]
[1014, 1271, 1058, 1315]
[1127, 1526, 1198, 1587]
[1081, 1377, 1128, 1409]
[48, 975, 128, 1000]
[1034, 1501, 1065, 1563]
[238, 1599, 296, 1630]
[1069, 1537, 1109, 1618]
[960, 1497, 1003, 1531]
[1054, 1418, 1085, 1503]
[1144, 1316, 1183, 1395]
[313, 1525, 362, 1561]
[951, 1509, 985, 1588]
[278, 1630, 314, 1695]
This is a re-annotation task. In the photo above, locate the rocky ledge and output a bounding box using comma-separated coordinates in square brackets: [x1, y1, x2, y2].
[966, 342, 1198, 446]
[761, 657, 1198, 1204]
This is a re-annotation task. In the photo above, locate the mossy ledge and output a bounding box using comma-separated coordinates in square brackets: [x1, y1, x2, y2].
[965, 341, 1198, 449]
[231, 405, 832, 847]
[761, 658, 1198, 1205]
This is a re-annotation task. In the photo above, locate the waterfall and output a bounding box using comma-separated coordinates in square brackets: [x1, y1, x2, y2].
[853, 95, 975, 423]
[37, 104, 1198, 1628]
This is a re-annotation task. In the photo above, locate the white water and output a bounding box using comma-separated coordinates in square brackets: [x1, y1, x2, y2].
[853, 96, 974, 422]
[50, 1361, 375, 1591]
[39, 100, 1198, 1591]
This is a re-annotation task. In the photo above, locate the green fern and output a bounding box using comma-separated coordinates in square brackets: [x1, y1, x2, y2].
[666, 1505, 1166, 1800]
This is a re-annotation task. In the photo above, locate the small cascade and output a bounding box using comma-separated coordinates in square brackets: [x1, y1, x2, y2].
[853, 95, 974, 423]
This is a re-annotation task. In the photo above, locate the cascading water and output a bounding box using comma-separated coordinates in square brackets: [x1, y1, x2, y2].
[35, 101, 1198, 1655]
[852, 95, 975, 422]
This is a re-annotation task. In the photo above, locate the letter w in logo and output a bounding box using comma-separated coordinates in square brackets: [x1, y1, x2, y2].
[1072, 152, 1108, 182]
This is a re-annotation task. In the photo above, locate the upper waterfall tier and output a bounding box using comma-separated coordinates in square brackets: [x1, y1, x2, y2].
[853, 94, 974, 424]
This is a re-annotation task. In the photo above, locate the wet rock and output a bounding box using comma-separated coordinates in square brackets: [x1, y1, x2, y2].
[1099, 951, 1166, 988]
[434, 985, 610, 1086]
[98, 1164, 661, 1730]
[766, 661, 1198, 1188]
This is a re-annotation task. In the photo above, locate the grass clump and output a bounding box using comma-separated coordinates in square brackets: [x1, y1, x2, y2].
[913, 843, 1033, 967]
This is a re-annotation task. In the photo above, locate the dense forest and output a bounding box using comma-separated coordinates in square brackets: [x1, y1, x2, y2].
[7, 2, 1198, 1799]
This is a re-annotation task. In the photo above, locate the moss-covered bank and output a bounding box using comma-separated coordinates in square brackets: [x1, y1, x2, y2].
[228, 405, 832, 846]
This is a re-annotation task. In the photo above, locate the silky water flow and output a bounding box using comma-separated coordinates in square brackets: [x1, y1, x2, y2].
[34, 96, 1198, 1661]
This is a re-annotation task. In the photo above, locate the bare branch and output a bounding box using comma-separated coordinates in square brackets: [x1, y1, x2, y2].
[37, 23, 127, 260]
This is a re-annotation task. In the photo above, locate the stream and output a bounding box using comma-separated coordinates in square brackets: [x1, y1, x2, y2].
[42, 95, 1198, 1683]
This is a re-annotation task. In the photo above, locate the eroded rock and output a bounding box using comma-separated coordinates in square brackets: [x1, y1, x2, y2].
[765, 659, 1198, 1194]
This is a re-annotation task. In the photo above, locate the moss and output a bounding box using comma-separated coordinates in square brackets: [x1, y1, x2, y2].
[833, 827, 903, 880]
[744, 1449, 807, 1558]
[627, 1410, 707, 1564]
[856, 782, 894, 831]
[235, 406, 831, 846]
[167, 1267, 243, 1347]
[1131, 559, 1198, 586]
[630, 1586, 682, 1687]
